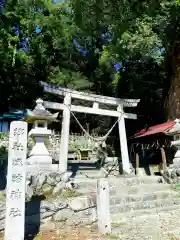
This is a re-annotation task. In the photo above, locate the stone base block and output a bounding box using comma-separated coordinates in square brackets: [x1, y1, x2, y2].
[26, 164, 59, 174]
[27, 155, 52, 165]
[173, 158, 180, 165]
[136, 168, 144, 176]
[105, 157, 118, 163]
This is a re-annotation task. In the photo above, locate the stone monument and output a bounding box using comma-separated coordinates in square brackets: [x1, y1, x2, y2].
[25, 99, 58, 171]
[4, 121, 28, 240]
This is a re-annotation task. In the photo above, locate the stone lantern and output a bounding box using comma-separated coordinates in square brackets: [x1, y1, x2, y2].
[25, 99, 58, 166]
[166, 118, 180, 167]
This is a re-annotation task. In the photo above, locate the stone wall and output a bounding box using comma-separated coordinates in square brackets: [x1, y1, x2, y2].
[26, 171, 97, 230]
[0, 171, 97, 232]
[0, 195, 97, 232]
[0, 133, 99, 234]
[162, 168, 180, 184]
[26, 171, 76, 198]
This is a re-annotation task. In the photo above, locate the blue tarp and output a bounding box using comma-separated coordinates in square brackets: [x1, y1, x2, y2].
[0, 109, 26, 120]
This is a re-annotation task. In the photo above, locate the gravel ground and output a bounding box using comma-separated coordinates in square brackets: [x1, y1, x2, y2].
[0, 226, 104, 240]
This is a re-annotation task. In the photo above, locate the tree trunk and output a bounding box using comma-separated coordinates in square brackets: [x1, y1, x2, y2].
[166, 46, 180, 120]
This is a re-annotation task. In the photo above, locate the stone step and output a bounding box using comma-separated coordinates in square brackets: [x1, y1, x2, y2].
[109, 190, 178, 205]
[70, 174, 103, 180]
[111, 203, 180, 221]
[108, 228, 180, 240]
[110, 183, 173, 195]
[72, 175, 163, 185]
[110, 197, 180, 214]
[75, 182, 173, 195]
[109, 176, 163, 186]
[111, 208, 180, 239]
[112, 205, 180, 224]
[73, 176, 165, 187]
[68, 166, 98, 171]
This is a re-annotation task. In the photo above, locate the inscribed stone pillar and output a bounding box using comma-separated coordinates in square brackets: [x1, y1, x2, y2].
[59, 92, 71, 172]
[117, 105, 130, 174]
[4, 121, 28, 240]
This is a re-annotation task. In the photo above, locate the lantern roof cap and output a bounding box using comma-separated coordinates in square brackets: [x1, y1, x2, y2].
[25, 98, 58, 123]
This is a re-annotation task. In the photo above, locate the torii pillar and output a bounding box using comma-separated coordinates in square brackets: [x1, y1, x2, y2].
[59, 93, 71, 172]
[117, 105, 131, 174]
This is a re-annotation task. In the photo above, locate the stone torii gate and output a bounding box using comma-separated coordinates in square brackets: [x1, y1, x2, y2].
[40, 81, 140, 174]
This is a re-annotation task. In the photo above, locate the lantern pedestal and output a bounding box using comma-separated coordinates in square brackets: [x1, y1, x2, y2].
[27, 128, 52, 165]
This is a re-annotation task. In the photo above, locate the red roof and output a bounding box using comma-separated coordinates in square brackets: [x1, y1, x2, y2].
[131, 121, 175, 139]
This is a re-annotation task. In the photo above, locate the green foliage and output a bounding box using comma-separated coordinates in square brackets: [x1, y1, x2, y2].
[0, 147, 7, 156]
[58, 188, 81, 198]
[0, 133, 8, 157]
[47, 67, 92, 90]
[0, 0, 93, 112]
[105, 233, 120, 239]
[0, 133, 8, 140]
[1, 0, 180, 131]
[70, 0, 180, 123]
[175, 184, 180, 189]
[168, 237, 180, 240]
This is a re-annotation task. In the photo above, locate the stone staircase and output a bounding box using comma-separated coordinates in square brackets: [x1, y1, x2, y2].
[72, 173, 180, 240]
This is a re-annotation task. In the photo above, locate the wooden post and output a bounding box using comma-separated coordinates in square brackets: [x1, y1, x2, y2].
[59, 92, 71, 172]
[136, 153, 140, 169]
[160, 147, 167, 173]
[135, 152, 139, 175]
[117, 105, 130, 174]
[4, 121, 28, 240]
[96, 178, 111, 234]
